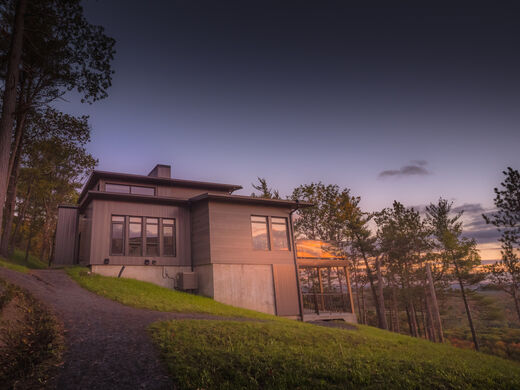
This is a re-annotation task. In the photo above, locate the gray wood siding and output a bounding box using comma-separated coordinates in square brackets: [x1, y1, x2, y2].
[88, 199, 191, 266]
[208, 201, 294, 265]
[191, 200, 211, 266]
[272, 264, 300, 316]
[78, 203, 93, 264]
[54, 206, 78, 265]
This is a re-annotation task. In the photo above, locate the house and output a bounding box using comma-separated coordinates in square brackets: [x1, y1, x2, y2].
[55, 164, 356, 322]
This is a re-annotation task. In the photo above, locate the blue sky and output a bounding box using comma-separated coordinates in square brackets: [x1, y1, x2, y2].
[57, 1, 520, 260]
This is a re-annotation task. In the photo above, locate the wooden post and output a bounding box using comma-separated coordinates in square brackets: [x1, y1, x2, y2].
[426, 262, 444, 343]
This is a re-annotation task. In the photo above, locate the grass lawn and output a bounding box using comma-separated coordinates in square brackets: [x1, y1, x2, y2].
[150, 319, 520, 390]
[0, 249, 48, 273]
[65, 267, 278, 320]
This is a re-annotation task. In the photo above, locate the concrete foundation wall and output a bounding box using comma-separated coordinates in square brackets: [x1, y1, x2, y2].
[91, 265, 191, 289]
[211, 263, 276, 315]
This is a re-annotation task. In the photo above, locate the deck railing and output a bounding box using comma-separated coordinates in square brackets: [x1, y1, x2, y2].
[302, 292, 352, 314]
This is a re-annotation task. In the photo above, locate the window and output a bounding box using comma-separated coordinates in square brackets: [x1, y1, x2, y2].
[145, 218, 159, 256]
[111, 216, 125, 255]
[106, 183, 130, 193]
[162, 219, 175, 256]
[128, 217, 143, 256]
[271, 217, 289, 250]
[105, 183, 155, 196]
[251, 216, 270, 250]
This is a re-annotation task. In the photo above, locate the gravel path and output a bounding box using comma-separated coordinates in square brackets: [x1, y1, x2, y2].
[0, 268, 224, 390]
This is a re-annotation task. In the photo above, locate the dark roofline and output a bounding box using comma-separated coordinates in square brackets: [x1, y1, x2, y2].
[79, 170, 243, 202]
[79, 191, 313, 212]
[189, 193, 314, 208]
[58, 204, 79, 209]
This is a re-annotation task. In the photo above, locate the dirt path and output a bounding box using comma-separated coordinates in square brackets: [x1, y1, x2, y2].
[0, 268, 222, 389]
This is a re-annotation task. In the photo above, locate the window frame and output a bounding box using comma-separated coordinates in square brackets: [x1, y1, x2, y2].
[145, 217, 160, 257]
[105, 182, 156, 196]
[110, 215, 126, 256]
[270, 216, 291, 251]
[162, 218, 176, 257]
[127, 216, 144, 257]
[250, 215, 271, 251]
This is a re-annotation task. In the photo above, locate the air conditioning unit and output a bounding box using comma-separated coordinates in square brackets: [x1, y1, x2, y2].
[177, 272, 198, 291]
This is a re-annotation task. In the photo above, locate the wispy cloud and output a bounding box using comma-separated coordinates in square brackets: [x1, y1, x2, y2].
[379, 161, 431, 178]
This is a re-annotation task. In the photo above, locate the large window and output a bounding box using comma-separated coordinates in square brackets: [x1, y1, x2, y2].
[109, 215, 175, 257]
[251, 216, 270, 250]
[111, 216, 125, 255]
[162, 219, 176, 256]
[128, 217, 143, 256]
[271, 217, 289, 250]
[105, 183, 155, 196]
[145, 218, 159, 256]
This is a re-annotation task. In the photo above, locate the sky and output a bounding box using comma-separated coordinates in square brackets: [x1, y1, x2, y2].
[57, 1, 520, 261]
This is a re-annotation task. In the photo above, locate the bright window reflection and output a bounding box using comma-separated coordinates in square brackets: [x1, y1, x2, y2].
[271, 217, 289, 250]
[251, 216, 270, 250]
[129, 217, 142, 256]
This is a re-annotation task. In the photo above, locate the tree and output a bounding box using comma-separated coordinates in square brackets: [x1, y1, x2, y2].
[251, 177, 280, 199]
[426, 198, 482, 350]
[483, 167, 520, 322]
[0, 0, 27, 241]
[375, 201, 430, 337]
[291, 182, 388, 329]
[0, 0, 115, 250]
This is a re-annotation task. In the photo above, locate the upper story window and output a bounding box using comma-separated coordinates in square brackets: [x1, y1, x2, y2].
[271, 217, 289, 250]
[251, 216, 270, 250]
[105, 183, 155, 196]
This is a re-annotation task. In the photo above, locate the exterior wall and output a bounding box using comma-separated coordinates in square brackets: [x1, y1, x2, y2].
[78, 203, 93, 265]
[88, 199, 191, 266]
[203, 201, 300, 316]
[54, 206, 79, 265]
[208, 201, 295, 265]
[210, 264, 276, 315]
[190, 200, 211, 266]
[91, 265, 191, 289]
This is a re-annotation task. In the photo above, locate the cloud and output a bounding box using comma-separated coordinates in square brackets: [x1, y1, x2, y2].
[452, 203, 486, 214]
[379, 161, 430, 178]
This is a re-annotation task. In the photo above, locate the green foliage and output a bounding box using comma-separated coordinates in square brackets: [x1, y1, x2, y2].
[66, 267, 279, 320]
[150, 320, 520, 389]
[0, 280, 63, 389]
[251, 177, 280, 199]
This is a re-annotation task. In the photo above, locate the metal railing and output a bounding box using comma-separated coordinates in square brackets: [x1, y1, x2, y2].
[302, 292, 352, 314]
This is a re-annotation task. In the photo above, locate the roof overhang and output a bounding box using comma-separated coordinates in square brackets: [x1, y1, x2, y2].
[79, 191, 190, 212]
[79, 171, 243, 202]
[189, 193, 313, 209]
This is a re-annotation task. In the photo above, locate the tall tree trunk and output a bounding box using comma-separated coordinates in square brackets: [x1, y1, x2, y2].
[423, 284, 436, 342]
[455, 265, 479, 351]
[426, 263, 444, 343]
[0, 115, 25, 256]
[391, 284, 400, 333]
[0, 0, 27, 243]
[24, 217, 35, 263]
[356, 236, 387, 330]
[354, 269, 363, 324]
[510, 286, 520, 323]
[375, 256, 388, 329]
[360, 283, 366, 325]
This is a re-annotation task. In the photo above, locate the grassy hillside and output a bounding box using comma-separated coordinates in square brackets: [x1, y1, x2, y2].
[0, 249, 48, 273]
[66, 267, 277, 320]
[65, 267, 520, 388]
[150, 319, 520, 389]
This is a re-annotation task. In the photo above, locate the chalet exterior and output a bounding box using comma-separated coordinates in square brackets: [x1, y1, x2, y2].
[55, 164, 356, 322]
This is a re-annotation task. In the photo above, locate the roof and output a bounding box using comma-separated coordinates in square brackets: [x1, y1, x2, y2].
[79, 190, 313, 212]
[79, 170, 243, 202]
[190, 193, 314, 208]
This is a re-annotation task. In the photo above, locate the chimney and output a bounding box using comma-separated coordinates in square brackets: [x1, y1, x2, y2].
[148, 164, 171, 178]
